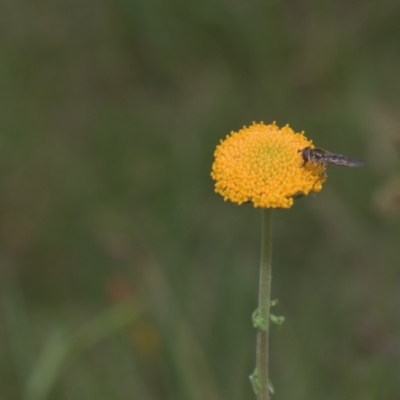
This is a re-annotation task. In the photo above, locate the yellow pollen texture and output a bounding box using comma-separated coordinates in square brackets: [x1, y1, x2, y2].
[211, 122, 327, 209]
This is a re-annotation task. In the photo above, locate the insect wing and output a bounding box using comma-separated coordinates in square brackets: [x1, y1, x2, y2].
[322, 152, 364, 167]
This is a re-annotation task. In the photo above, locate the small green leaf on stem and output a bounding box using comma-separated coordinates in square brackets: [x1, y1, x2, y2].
[270, 313, 285, 325]
[249, 368, 261, 395]
[252, 309, 267, 330]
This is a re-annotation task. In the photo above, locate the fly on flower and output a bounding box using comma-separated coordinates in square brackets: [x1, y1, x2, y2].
[301, 147, 364, 168]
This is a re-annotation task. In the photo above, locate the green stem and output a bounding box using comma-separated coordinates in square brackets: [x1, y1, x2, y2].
[256, 209, 273, 400]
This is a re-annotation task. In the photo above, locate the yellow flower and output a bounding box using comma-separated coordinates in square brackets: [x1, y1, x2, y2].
[211, 122, 327, 209]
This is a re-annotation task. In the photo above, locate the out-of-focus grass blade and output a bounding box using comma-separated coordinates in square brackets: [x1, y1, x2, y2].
[1, 264, 34, 387]
[24, 300, 140, 400]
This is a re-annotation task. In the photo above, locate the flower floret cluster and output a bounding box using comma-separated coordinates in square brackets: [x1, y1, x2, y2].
[211, 122, 326, 209]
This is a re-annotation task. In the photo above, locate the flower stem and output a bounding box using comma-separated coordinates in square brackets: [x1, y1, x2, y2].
[256, 209, 273, 400]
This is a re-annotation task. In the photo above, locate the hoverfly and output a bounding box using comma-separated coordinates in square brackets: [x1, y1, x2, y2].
[301, 147, 364, 169]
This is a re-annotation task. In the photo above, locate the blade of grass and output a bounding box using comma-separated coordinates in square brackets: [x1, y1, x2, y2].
[24, 300, 140, 400]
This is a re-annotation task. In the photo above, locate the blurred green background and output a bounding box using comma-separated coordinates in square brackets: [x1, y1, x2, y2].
[1, 1, 400, 399]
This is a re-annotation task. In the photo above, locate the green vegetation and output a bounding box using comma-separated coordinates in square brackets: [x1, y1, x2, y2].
[1, 1, 400, 399]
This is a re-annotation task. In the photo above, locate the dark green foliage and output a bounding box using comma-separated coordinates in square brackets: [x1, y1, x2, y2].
[1, 0, 400, 399]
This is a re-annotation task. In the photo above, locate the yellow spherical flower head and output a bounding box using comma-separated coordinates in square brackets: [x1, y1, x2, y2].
[211, 122, 327, 209]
